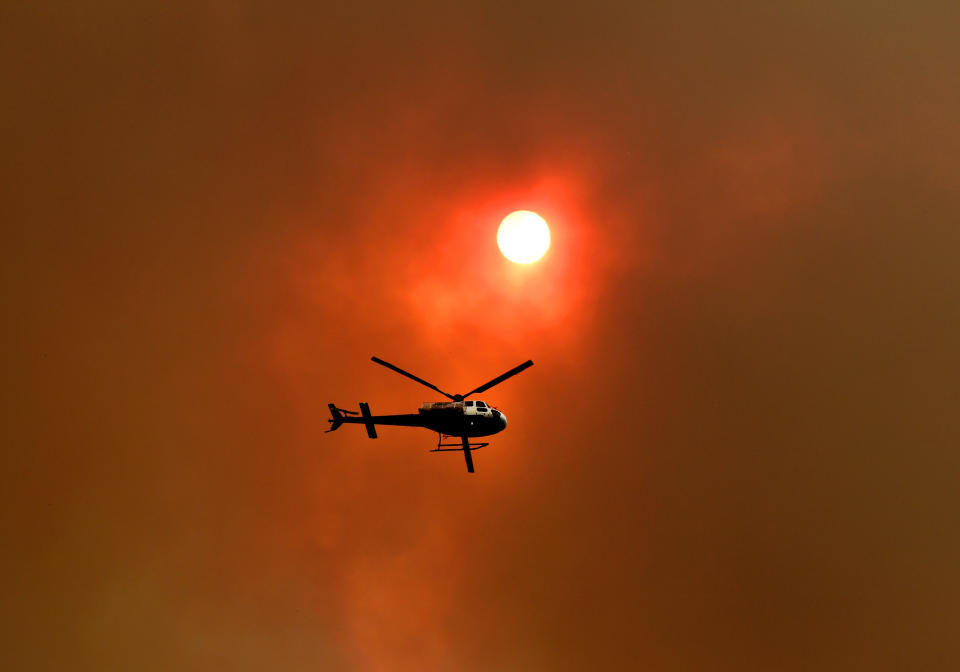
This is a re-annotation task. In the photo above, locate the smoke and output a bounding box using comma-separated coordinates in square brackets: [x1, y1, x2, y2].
[3, 1, 959, 669]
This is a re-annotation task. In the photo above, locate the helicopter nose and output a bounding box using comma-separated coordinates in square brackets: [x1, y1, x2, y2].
[500, 411, 508, 428]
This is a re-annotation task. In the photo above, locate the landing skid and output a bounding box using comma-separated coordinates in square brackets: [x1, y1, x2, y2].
[431, 434, 487, 473]
[432, 435, 489, 451]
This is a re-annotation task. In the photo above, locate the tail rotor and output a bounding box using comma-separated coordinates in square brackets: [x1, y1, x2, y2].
[326, 403, 358, 432]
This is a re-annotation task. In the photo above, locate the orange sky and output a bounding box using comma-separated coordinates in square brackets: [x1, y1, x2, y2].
[4, 2, 960, 670]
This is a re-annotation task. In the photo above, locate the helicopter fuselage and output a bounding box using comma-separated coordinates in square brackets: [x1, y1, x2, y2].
[336, 400, 507, 438]
[419, 400, 507, 437]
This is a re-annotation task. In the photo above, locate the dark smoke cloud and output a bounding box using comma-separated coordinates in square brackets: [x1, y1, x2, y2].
[3, 1, 959, 669]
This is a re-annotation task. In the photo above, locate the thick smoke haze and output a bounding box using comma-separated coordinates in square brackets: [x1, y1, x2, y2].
[3, 1, 959, 670]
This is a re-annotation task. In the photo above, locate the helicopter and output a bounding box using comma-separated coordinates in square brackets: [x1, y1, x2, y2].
[326, 356, 534, 473]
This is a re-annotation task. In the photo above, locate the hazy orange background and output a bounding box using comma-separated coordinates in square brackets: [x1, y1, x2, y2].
[3, 2, 959, 670]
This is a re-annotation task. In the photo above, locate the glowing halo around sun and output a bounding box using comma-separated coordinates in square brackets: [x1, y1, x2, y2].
[497, 210, 551, 263]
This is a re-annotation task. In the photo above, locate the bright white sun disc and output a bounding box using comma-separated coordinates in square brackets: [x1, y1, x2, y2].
[497, 211, 550, 263]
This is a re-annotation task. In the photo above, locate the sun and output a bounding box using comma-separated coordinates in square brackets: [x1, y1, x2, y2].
[497, 211, 551, 263]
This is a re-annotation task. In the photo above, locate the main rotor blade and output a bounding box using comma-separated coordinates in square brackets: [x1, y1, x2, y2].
[462, 360, 534, 399]
[371, 356, 456, 400]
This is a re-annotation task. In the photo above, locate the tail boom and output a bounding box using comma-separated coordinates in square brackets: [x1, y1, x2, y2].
[326, 403, 426, 436]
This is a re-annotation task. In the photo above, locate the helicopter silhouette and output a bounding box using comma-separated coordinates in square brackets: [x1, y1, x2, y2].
[327, 356, 534, 473]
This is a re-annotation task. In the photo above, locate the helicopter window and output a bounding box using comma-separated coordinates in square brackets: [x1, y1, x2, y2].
[465, 401, 474, 406]
[476, 403, 487, 408]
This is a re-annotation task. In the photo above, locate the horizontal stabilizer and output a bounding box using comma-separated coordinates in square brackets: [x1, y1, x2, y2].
[359, 402, 378, 439]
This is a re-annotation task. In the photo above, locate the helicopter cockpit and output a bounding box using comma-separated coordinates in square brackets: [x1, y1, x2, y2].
[465, 400, 506, 424]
